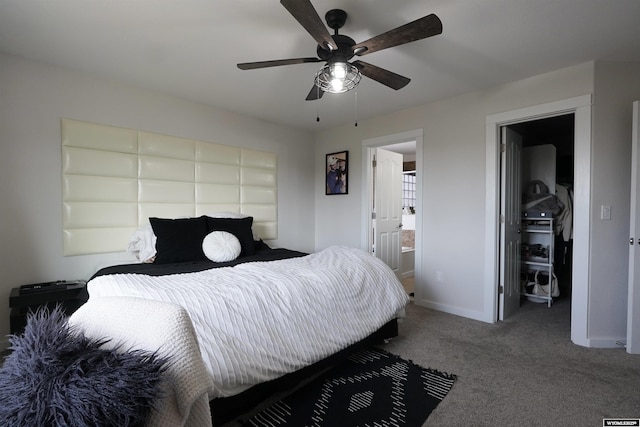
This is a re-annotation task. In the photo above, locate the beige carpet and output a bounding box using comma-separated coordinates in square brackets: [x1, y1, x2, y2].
[380, 297, 640, 426]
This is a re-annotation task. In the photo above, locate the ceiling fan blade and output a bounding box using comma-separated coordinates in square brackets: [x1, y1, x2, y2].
[305, 83, 325, 101]
[352, 60, 410, 90]
[237, 57, 321, 70]
[352, 14, 442, 56]
[280, 0, 338, 51]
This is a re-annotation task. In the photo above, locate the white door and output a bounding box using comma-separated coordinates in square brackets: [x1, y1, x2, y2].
[627, 100, 640, 354]
[374, 148, 403, 278]
[499, 127, 523, 320]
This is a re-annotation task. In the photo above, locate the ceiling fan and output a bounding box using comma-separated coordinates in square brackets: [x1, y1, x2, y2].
[237, 0, 443, 101]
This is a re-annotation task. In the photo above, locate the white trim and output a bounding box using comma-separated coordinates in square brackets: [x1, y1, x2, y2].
[628, 100, 640, 354]
[485, 95, 592, 347]
[585, 337, 627, 349]
[484, 120, 501, 323]
[571, 104, 592, 347]
[485, 95, 592, 126]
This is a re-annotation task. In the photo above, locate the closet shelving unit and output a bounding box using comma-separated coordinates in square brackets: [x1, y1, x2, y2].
[521, 216, 554, 307]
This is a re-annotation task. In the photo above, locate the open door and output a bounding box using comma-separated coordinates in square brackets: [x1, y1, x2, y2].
[373, 148, 403, 279]
[628, 100, 640, 354]
[499, 126, 523, 320]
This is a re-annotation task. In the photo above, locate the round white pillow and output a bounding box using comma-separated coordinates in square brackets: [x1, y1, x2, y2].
[202, 231, 241, 262]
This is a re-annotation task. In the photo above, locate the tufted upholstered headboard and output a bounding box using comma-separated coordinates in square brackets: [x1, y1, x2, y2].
[61, 119, 277, 256]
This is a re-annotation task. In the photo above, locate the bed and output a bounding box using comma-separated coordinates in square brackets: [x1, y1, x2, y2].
[83, 216, 409, 425]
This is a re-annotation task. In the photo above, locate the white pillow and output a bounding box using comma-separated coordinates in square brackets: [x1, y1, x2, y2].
[126, 224, 157, 263]
[207, 211, 247, 219]
[202, 231, 241, 262]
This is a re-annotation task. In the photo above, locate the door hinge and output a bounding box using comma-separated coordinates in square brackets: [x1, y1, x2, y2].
[500, 143, 506, 153]
[499, 215, 505, 223]
[372, 212, 376, 219]
[372, 159, 377, 168]
[499, 285, 504, 294]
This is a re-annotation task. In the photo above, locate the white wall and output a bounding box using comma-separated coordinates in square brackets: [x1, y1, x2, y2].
[315, 62, 595, 322]
[0, 53, 316, 344]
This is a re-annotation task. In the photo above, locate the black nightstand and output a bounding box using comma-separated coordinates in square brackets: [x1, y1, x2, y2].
[9, 281, 89, 335]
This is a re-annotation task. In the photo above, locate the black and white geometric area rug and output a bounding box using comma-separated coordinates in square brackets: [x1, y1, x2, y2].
[246, 347, 456, 427]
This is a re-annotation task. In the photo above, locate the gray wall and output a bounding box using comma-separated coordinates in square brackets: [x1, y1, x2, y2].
[590, 61, 640, 343]
[3, 52, 639, 350]
[0, 53, 316, 345]
[313, 60, 640, 346]
[314, 61, 594, 320]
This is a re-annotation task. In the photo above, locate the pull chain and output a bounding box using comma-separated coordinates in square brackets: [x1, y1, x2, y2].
[316, 85, 321, 122]
[354, 89, 358, 127]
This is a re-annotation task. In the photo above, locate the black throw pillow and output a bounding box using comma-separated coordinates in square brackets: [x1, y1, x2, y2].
[150, 216, 209, 264]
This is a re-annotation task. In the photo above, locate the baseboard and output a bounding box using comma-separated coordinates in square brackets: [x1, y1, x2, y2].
[415, 298, 490, 323]
[401, 270, 414, 279]
[580, 336, 627, 349]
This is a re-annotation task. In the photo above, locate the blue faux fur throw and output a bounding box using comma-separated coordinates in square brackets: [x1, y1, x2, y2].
[0, 305, 168, 427]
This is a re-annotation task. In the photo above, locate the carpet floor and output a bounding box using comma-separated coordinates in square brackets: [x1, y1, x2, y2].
[385, 297, 640, 426]
[244, 347, 456, 427]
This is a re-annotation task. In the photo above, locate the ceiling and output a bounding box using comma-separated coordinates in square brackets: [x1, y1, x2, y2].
[1, 0, 640, 133]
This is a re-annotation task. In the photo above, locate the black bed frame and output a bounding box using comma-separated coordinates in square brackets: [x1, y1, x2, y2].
[210, 318, 399, 426]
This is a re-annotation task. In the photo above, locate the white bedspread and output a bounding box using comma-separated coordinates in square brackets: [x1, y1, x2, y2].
[87, 245, 409, 398]
[69, 297, 213, 427]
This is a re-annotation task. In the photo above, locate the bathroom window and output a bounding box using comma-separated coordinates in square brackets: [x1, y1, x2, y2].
[402, 171, 416, 212]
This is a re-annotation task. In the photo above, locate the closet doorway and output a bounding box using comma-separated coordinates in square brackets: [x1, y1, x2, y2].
[487, 94, 591, 345]
[500, 114, 575, 317]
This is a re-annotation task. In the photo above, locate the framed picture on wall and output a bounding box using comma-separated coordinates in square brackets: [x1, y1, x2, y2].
[326, 151, 348, 195]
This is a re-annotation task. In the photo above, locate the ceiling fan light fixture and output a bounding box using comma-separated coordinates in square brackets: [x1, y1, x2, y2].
[238, 4, 443, 101]
[315, 60, 361, 94]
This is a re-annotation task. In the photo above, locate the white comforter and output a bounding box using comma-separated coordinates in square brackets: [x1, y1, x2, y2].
[87, 245, 409, 398]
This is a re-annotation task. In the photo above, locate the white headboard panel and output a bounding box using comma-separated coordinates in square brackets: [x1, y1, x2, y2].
[62, 119, 277, 256]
